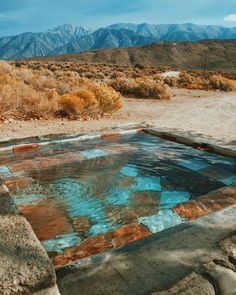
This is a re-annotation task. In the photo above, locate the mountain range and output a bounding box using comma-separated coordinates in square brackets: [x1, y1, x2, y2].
[1, 23, 236, 59]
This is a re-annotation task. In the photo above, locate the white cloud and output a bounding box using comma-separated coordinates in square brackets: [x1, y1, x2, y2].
[224, 14, 236, 22]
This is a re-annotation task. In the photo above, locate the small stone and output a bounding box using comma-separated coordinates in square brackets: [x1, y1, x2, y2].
[20, 199, 73, 241]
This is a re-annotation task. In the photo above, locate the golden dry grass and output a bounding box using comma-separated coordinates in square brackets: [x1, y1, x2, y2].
[210, 74, 236, 91]
[110, 77, 171, 100]
[0, 71, 57, 119]
[58, 90, 97, 116]
[175, 71, 236, 91]
[0, 61, 122, 120]
[87, 82, 122, 113]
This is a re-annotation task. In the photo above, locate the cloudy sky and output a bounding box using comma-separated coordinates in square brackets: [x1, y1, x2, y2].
[0, 0, 236, 36]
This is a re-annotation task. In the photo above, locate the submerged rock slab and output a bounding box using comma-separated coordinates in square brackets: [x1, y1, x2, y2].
[160, 191, 191, 208]
[138, 209, 184, 233]
[120, 165, 139, 177]
[134, 176, 161, 191]
[51, 223, 150, 266]
[42, 233, 81, 253]
[81, 149, 108, 159]
[174, 200, 212, 220]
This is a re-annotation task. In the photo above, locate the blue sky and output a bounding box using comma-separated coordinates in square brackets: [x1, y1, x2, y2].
[0, 0, 236, 36]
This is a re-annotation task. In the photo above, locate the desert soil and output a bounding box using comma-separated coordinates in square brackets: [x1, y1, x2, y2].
[0, 88, 236, 142]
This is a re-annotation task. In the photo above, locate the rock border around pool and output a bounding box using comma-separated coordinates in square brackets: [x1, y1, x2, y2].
[146, 127, 236, 158]
[0, 124, 235, 159]
[0, 122, 151, 151]
[0, 128, 144, 154]
[0, 184, 60, 295]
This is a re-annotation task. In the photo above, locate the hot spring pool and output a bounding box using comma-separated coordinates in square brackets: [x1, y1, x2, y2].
[3, 132, 236, 261]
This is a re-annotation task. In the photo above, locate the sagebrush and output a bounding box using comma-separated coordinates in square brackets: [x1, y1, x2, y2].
[110, 77, 171, 99]
[0, 61, 122, 120]
[174, 71, 236, 91]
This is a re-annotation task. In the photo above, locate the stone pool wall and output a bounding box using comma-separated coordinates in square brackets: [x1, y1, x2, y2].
[0, 184, 59, 295]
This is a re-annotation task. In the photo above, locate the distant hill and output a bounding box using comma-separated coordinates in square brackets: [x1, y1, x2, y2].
[1, 23, 236, 59]
[29, 39, 236, 73]
[0, 24, 90, 59]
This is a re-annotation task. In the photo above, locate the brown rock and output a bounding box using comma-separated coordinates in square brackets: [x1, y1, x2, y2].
[131, 190, 160, 207]
[174, 200, 212, 220]
[9, 159, 35, 173]
[219, 184, 236, 197]
[199, 190, 236, 211]
[52, 223, 150, 266]
[20, 199, 72, 241]
[106, 205, 156, 225]
[4, 177, 33, 192]
[53, 233, 113, 266]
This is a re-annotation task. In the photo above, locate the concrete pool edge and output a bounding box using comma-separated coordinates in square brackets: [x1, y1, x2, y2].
[0, 184, 60, 295]
[0, 128, 144, 154]
[0, 124, 235, 159]
[0, 122, 151, 151]
[146, 127, 236, 159]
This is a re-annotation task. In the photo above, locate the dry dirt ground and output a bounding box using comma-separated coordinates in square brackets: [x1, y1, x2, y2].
[0, 88, 236, 142]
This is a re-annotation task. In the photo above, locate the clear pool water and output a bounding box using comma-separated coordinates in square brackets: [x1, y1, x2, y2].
[11, 133, 236, 254]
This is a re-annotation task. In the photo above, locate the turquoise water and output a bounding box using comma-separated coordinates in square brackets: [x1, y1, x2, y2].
[11, 133, 236, 253]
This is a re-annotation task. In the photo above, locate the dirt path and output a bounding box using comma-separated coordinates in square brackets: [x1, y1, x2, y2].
[0, 88, 235, 141]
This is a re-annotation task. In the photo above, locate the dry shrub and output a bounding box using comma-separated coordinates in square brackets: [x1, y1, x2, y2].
[0, 72, 13, 85]
[152, 74, 164, 82]
[9, 60, 236, 94]
[88, 82, 122, 113]
[0, 72, 57, 118]
[12, 60, 168, 82]
[110, 77, 171, 100]
[177, 71, 236, 91]
[110, 71, 126, 79]
[58, 89, 98, 116]
[210, 75, 236, 92]
[110, 78, 137, 96]
[0, 61, 122, 120]
[58, 83, 122, 116]
[163, 77, 177, 87]
[177, 72, 204, 89]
